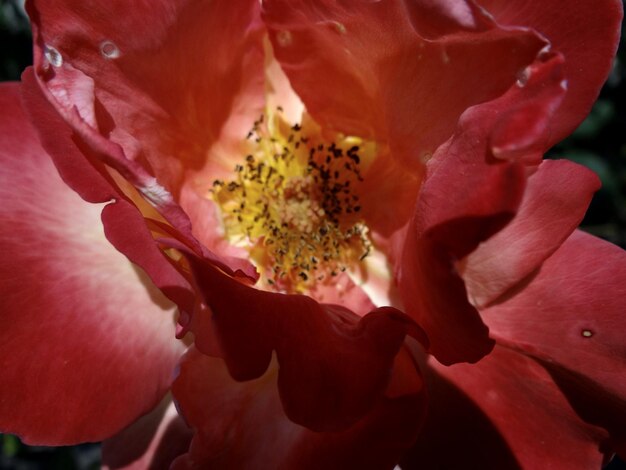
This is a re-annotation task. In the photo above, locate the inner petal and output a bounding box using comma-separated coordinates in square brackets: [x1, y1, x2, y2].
[211, 109, 376, 293]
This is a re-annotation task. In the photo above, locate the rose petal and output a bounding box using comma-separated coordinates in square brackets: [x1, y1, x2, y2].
[402, 346, 608, 469]
[478, 0, 623, 144]
[262, 0, 546, 168]
[27, 0, 266, 195]
[398, 159, 523, 365]
[25, 1, 268, 273]
[487, 54, 567, 164]
[397, 52, 566, 366]
[358, 146, 423, 237]
[305, 272, 377, 316]
[171, 347, 425, 469]
[0, 82, 184, 445]
[464, 159, 600, 307]
[483, 230, 626, 456]
[102, 396, 192, 470]
[181, 253, 427, 432]
[20, 68, 197, 317]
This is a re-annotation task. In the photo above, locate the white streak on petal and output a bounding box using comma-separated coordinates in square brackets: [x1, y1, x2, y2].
[140, 178, 174, 207]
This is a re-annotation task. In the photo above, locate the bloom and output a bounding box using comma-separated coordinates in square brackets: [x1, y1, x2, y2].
[1, 0, 625, 468]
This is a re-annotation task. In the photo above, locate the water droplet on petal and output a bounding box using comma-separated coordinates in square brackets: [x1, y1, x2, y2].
[276, 30, 293, 48]
[581, 329, 594, 338]
[100, 40, 121, 59]
[538, 44, 552, 60]
[516, 68, 530, 87]
[44, 45, 63, 68]
[330, 21, 347, 35]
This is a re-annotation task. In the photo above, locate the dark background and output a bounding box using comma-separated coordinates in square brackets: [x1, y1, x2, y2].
[1, 0, 625, 468]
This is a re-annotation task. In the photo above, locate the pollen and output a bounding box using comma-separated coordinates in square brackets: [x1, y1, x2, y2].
[211, 109, 374, 293]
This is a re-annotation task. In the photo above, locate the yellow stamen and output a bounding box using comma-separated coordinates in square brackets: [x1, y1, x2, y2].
[211, 109, 374, 293]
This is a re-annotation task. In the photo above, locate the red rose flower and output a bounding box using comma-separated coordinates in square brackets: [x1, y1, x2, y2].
[0, 1, 624, 468]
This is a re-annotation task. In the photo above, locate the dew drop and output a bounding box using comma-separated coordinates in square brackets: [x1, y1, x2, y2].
[44, 45, 63, 68]
[581, 329, 594, 338]
[276, 30, 293, 48]
[516, 68, 530, 87]
[330, 21, 347, 35]
[100, 40, 121, 59]
[538, 44, 552, 60]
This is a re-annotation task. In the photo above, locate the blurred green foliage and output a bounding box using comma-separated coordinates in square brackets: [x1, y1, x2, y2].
[0, 434, 100, 470]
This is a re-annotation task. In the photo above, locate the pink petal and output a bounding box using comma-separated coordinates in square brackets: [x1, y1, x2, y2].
[358, 147, 423, 237]
[20, 68, 197, 318]
[0, 83, 184, 445]
[102, 396, 192, 470]
[397, 52, 567, 366]
[398, 158, 523, 365]
[171, 347, 426, 469]
[262, 0, 547, 168]
[402, 346, 608, 469]
[27, 0, 265, 194]
[478, 0, 623, 144]
[25, 0, 267, 269]
[464, 159, 600, 307]
[181, 253, 427, 432]
[483, 230, 626, 456]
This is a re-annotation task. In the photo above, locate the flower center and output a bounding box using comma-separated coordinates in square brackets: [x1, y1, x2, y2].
[211, 109, 373, 293]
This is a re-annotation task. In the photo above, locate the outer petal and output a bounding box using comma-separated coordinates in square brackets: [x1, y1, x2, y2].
[483, 230, 626, 456]
[20, 69, 198, 319]
[171, 347, 426, 470]
[0, 83, 184, 445]
[463, 159, 600, 307]
[25, 0, 266, 270]
[180, 253, 427, 432]
[477, 0, 623, 144]
[262, 0, 547, 168]
[27, 0, 265, 195]
[397, 53, 566, 365]
[402, 346, 608, 469]
[102, 396, 192, 470]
